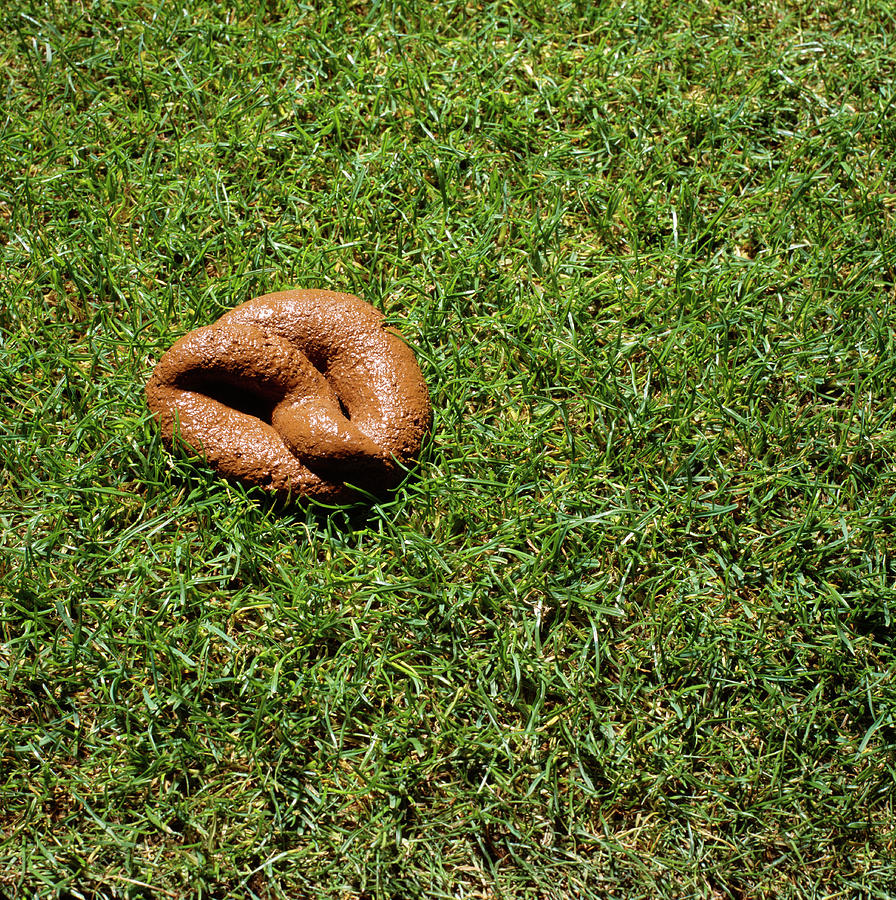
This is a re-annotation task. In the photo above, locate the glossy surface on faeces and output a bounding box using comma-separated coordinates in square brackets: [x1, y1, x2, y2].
[145, 289, 432, 503]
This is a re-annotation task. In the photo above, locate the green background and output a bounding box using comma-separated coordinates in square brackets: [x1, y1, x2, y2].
[2, 0, 895, 896]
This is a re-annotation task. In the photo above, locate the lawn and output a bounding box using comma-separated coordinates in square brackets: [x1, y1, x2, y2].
[2, 0, 896, 897]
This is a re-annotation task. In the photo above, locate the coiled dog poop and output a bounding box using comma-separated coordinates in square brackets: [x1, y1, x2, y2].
[145, 289, 432, 503]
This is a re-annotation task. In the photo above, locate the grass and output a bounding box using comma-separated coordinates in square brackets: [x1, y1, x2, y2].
[2, 0, 896, 896]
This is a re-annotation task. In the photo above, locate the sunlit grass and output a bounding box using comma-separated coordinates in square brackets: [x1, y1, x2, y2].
[2, 1, 896, 897]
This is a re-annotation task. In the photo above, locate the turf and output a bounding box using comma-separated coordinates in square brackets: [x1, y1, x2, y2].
[2, 0, 896, 897]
